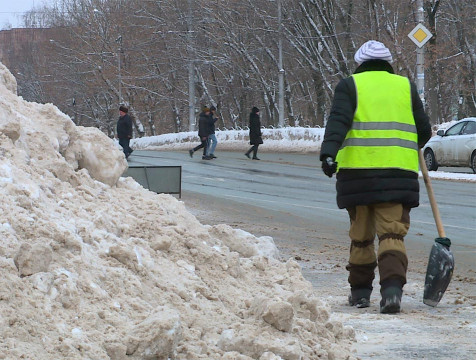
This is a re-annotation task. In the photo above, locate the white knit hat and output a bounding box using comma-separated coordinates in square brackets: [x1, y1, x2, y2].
[354, 40, 393, 64]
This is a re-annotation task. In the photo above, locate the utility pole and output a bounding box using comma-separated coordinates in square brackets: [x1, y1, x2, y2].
[277, 0, 285, 127]
[187, 0, 196, 132]
[116, 35, 123, 103]
[416, 0, 425, 104]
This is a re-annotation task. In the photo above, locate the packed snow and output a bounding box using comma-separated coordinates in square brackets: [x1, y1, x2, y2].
[0, 62, 359, 359]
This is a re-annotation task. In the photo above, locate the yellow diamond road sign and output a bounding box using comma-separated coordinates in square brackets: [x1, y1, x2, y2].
[408, 23, 433, 48]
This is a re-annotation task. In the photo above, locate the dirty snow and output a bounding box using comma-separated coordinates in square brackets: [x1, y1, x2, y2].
[0, 61, 357, 359]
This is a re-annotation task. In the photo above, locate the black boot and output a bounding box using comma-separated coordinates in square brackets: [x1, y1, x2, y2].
[348, 288, 372, 308]
[380, 280, 403, 314]
[244, 152, 251, 159]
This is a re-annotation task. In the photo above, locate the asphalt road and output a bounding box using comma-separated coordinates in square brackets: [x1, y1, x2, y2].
[128, 150, 476, 274]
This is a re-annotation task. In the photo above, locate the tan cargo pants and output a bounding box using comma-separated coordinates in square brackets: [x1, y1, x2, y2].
[346, 202, 410, 289]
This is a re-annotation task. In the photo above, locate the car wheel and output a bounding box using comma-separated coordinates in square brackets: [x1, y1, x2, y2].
[424, 149, 438, 171]
[471, 152, 476, 174]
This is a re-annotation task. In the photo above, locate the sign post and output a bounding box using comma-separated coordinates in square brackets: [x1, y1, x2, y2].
[408, 20, 433, 105]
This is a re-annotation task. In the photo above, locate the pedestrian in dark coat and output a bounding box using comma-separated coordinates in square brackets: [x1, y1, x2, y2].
[207, 106, 219, 158]
[117, 105, 133, 159]
[320, 40, 432, 314]
[244, 107, 263, 160]
[189, 108, 211, 160]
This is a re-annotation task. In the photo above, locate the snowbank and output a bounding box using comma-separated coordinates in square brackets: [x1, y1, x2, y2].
[132, 127, 325, 154]
[0, 61, 356, 359]
[132, 124, 476, 183]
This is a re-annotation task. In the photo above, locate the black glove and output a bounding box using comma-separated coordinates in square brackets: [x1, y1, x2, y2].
[322, 157, 337, 178]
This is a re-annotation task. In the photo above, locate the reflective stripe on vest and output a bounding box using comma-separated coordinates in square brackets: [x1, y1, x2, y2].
[336, 71, 419, 173]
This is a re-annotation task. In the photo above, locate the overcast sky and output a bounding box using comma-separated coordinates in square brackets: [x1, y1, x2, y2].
[0, 0, 53, 29]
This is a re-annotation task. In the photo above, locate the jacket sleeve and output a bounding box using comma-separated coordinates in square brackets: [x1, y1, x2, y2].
[319, 78, 355, 161]
[410, 83, 432, 148]
[127, 117, 133, 137]
[209, 115, 218, 129]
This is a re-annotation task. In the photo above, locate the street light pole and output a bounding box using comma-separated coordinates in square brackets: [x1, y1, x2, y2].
[277, 0, 284, 127]
[116, 35, 123, 103]
[187, 0, 196, 132]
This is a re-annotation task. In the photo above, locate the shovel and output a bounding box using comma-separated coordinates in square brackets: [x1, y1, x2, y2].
[418, 150, 454, 307]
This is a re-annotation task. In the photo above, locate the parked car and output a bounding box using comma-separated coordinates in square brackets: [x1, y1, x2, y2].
[423, 118, 476, 173]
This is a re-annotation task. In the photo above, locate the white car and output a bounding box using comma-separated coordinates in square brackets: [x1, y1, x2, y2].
[423, 118, 476, 173]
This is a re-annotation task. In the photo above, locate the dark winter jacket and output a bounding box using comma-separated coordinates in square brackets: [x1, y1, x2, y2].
[249, 111, 263, 145]
[208, 113, 218, 135]
[117, 114, 133, 139]
[198, 112, 210, 138]
[320, 60, 432, 209]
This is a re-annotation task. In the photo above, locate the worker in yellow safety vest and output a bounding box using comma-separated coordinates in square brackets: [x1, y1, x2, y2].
[320, 40, 432, 314]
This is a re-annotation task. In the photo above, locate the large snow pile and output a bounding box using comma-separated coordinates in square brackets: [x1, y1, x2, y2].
[0, 61, 356, 360]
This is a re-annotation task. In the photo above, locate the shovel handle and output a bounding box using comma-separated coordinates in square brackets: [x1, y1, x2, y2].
[418, 150, 446, 238]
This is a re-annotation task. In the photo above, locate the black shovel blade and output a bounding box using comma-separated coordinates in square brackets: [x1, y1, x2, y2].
[423, 237, 454, 307]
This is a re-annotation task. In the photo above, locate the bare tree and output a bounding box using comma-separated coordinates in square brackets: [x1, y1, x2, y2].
[12, 0, 474, 137]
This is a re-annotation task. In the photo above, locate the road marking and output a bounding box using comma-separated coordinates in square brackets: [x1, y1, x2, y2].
[223, 194, 476, 231]
[223, 194, 345, 213]
[411, 219, 476, 231]
[203, 177, 225, 181]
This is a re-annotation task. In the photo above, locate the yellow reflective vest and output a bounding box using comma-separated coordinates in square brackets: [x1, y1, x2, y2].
[336, 71, 419, 173]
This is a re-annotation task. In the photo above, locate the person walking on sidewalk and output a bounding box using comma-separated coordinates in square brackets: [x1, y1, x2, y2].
[244, 107, 263, 160]
[189, 107, 211, 160]
[117, 105, 133, 159]
[319, 40, 432, 314]
[207, 106, 219, 158]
